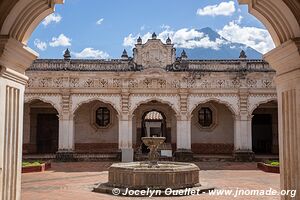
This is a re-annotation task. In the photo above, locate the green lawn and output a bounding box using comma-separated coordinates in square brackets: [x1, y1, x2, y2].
[265, 160, 280, 167]
[22, 161, 43, 167]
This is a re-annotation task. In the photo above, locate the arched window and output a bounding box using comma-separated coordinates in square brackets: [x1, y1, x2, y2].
[96, 107, 110, 127]
[198, 107, 213, 127]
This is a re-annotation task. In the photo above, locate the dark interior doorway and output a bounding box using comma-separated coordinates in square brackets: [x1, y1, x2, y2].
[36, 114, 59, 153]
[252, 114, 273, 154]
[141, 110, 166, 153]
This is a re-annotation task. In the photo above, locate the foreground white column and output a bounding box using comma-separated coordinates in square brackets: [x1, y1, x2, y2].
[175, 114, 193, 161]
[264, 39, 300, 200]
[0, 38, 37, 200]
[233, 114, 254, 161]
[118, 114, 133, 162]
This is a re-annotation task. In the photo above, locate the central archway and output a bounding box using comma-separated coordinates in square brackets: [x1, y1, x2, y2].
[132, 100, 177, 154]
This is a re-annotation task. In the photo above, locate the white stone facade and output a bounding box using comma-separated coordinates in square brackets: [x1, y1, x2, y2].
[23, 37, 278, 161]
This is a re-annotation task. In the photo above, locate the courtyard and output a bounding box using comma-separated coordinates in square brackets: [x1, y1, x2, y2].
[1, 0, 300, 199]
[22, 162, 280, 200]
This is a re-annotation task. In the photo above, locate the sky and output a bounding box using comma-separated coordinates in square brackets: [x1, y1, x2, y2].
[28, 0, 275, 59]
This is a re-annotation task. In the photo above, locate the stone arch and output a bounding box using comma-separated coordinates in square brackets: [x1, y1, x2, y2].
[24, 95, 61, 114]
[248, 95, 278, 115]
[1, 0, 64, 44]
[190, 99, 235, 155]
[188, 95, 239, 116]
[1, 1, 299, 49]
[239, 0, 300, 46]
[129, 95, 180, 116]
[72, 95, 121, 116]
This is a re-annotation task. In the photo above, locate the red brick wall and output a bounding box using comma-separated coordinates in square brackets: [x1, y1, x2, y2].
[75, 143, 118, 153]
[192, 143, 233, 154]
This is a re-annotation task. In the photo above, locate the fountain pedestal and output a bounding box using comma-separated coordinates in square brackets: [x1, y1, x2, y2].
[141, 137, 165, 167]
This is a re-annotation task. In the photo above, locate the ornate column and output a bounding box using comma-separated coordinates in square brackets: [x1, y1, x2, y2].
[234, 88, 254, 161]
[264, 39, 300, 200]
[56, 92, 75, 161]
[119, 90, 133, 162]
[0, 37, 37, 200]
[174, 90, 193, 161]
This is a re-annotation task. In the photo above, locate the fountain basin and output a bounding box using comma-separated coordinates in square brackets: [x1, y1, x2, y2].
[107, 161, 199, 190]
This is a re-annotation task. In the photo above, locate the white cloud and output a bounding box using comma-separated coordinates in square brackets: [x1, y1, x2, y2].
[123, 32, 152, 47]
[42, 13, 62, 26]
[123, 28, 225, 50]
[140, 25, 146, 31]
[160, 24, 171, 30]
[235, 15, 243, 24]
[49, 34, 71, 47]
[96, 18, 104, 25]
[123, 34, 137, 47]
[218, 20, 275, 53]
[197, 1, 235, 16]
[72, 48, 109, 59]
[34, 39, 47, 51]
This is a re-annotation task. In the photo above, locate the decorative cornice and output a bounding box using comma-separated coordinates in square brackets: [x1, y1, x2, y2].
[264, 38, 300, 76]
[0, 66, 28, 85]
[0, 36, 37, 73]
[27, 58, 274, 73]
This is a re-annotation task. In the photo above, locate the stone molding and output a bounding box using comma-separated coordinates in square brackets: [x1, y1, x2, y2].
[192, 103, 218, 131]
[264, 38, 300, 75]
[71, 94, 122, 115]
[187, 94, 239, 116]
[90, 102, 114, 130]
[28, 58, 274, 73]
[128, 94, 180, 115]
[0, 37, 37, 73]
[248, 94, 278, 115]
[24, 93, 62, 114]
[25, 72, 276, 90]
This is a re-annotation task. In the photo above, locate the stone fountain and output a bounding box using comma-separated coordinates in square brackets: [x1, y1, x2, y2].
[93, 136, 213, 196]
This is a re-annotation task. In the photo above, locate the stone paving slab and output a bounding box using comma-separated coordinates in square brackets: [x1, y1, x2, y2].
[22, 162, 280, 200]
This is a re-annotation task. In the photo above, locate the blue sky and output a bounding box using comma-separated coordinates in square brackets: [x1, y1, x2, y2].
[28, 0, 275, 59]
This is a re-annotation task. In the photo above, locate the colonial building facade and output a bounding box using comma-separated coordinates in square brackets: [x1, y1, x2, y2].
[23, 34, 278, 161]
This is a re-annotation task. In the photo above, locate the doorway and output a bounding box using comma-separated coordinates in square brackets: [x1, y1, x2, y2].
[36, 114, 59, 153]
[141, 110, 166, 153]
[252, 114, 273, 154]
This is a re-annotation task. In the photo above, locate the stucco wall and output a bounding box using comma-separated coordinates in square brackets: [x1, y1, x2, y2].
[74, 101, 119, 152]
[191, 102, 234, 154]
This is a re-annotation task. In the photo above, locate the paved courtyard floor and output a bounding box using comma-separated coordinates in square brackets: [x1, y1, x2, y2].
[22, 162, 280, 200]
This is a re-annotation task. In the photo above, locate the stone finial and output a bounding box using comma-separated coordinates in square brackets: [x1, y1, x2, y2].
[63, 48, 71, 60]
[166, 37, 171, 44]
[121, 49, 128, 60]
[152, 32, 157, 39]
[239, 50, 247, 59]
[137, 36, 142, 44]
[181, 50, 188, 60]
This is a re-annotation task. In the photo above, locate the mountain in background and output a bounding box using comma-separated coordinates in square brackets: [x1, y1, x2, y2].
[176, 27, 262, 59]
